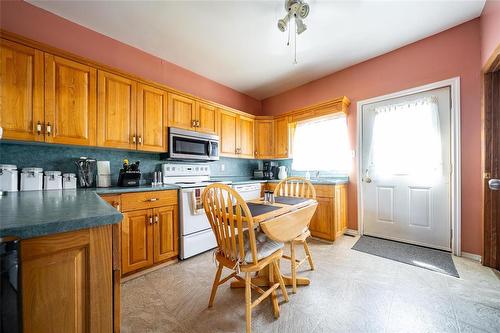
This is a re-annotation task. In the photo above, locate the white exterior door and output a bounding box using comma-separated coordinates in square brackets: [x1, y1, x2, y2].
[361, 87, 451, 251]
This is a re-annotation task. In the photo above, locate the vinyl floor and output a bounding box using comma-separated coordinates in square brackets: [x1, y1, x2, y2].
[122, 235, 500, 333]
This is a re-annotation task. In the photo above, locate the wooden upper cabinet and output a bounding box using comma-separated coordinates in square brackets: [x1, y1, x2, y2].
[153, 205, 178, 262]
[44, 54, 97, 146]
[255, 119, 274, 159]
[97, 70, 137, 150]
[168, 92, 196, 130]
[238, 115, 254, 158]
[0, 39, 44, 141]
[137, 83, 168, 152]
[274, 116, 290, 158]
[121, 209, 154, 274]
[219, 108, 238, 157]
[196, 102, 218, 134]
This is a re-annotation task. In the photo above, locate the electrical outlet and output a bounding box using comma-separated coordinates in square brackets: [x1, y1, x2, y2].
[220, 164, 225, 172]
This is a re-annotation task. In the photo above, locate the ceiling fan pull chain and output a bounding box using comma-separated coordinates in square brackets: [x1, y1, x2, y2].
[294, 19, 298, 64]
[287, 19, 291, 46]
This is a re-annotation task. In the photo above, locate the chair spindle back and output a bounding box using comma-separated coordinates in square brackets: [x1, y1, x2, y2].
[273, 177, 317, 199]
[203, 183, 259, 264]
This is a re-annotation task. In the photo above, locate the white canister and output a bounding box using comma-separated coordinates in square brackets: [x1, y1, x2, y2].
[0, 164, 18, 192]
[44, 171, 62, 190]
[21, 168, 43, 191]
[62, 173, 77, 190]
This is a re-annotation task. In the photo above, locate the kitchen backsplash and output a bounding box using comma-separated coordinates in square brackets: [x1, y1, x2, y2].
[0, 141, 261, 186]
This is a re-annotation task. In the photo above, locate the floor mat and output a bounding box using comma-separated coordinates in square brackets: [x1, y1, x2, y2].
[352, 236, 459, 277]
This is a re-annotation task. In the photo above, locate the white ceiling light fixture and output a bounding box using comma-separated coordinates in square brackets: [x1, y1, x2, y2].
[277, 0, 310, 64]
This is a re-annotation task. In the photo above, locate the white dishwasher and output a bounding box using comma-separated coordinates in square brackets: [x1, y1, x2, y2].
[233, 183, 262, 201]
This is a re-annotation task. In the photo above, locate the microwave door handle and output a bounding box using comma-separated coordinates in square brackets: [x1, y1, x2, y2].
[208, 141, 212, 157]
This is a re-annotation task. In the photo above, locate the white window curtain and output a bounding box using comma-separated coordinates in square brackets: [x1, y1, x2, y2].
[368, 96, 442, 179]
[292, 115, 350, 172]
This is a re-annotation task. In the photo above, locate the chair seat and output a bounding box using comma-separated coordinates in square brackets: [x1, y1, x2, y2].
[244, 229, 284, 263]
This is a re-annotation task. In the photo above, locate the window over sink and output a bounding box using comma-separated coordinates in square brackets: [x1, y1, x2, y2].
[292, 115, 351, 174]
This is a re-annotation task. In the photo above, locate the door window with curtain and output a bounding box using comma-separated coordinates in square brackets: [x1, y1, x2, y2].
[292, 115, 351, 173]
[366, 96, 442, 182]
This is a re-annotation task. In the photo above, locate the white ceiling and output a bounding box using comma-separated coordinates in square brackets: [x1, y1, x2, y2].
[28, 0, 485, 100]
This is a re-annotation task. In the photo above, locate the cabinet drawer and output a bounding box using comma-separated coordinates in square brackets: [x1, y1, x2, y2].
[314, 185, 334, 198]
[121, 190, 177, 212]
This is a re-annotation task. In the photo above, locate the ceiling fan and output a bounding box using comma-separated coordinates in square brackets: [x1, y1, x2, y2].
[277, 0, 310, 35]
[277, 0, 310, 64]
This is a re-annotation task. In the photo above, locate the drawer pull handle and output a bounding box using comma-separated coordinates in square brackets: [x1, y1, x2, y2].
[145, 198, 159, 202]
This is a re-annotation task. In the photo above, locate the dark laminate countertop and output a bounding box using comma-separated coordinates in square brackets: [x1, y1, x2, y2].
[95, 184, 179, 194]
[0, 189, 123, 239]
[0, 177, 348, 240]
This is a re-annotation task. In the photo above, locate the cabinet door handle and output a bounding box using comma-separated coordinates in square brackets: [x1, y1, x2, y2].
[192, 120, 196, 127]
[138, 136, 142, 144]
[149, 216, 153, 224]
[132, 135, 136, 144]
[155, 215, 159, 224]
[36, 121, 42, 135]
[255, 151, 258, 157]
[46, 123, 52, 136]
[196, 120, 200, 127]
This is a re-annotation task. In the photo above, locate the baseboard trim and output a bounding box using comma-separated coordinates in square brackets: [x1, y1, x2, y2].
[121, 259, 178, 282]
[345, 229, 359, 236]
[461, 252, 482, 263]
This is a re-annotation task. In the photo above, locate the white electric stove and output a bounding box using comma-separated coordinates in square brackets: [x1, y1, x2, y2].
[162, 163, 231, 259]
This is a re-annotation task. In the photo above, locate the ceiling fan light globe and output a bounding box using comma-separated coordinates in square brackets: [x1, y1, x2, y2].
[298, 3, 310, 19]
[296, 19, 307, 34]
[278, 19, 288, 32]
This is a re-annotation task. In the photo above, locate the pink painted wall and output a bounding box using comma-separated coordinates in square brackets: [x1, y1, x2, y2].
[480, 0, 500, 66]
[262, 19, 482, 254]
[0, 0, 262, 115]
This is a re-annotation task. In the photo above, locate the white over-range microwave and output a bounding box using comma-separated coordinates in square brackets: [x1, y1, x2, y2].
[166, 127, 220, 161]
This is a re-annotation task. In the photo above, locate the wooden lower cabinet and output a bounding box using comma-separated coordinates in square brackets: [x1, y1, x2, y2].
[102, 190, 179, 276]
[154, 205, 179, 262]
[21, 225, 116, 332]
[122, 209, 154, 274]
[309, 196, 335, 240]
[265, 183, 347, 241]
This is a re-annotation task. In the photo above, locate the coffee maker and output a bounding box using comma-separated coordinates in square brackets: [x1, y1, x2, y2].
[263, 161, 278, 180]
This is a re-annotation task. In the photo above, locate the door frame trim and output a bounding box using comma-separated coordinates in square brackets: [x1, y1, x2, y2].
[356, 77, 461, 255]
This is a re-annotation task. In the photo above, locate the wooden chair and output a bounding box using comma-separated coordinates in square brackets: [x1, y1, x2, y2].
[273, 177, 317, 293]
[202, 183, 289, 333]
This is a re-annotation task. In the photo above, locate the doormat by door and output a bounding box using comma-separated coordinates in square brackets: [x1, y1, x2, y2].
[352, 236, 459, 278]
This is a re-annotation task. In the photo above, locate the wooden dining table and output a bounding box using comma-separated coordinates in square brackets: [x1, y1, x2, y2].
[230, 197, 318, 288]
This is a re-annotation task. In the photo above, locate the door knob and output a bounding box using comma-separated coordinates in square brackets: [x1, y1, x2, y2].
[364, 177, 372, 183]
[489, 179, 500, 191]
